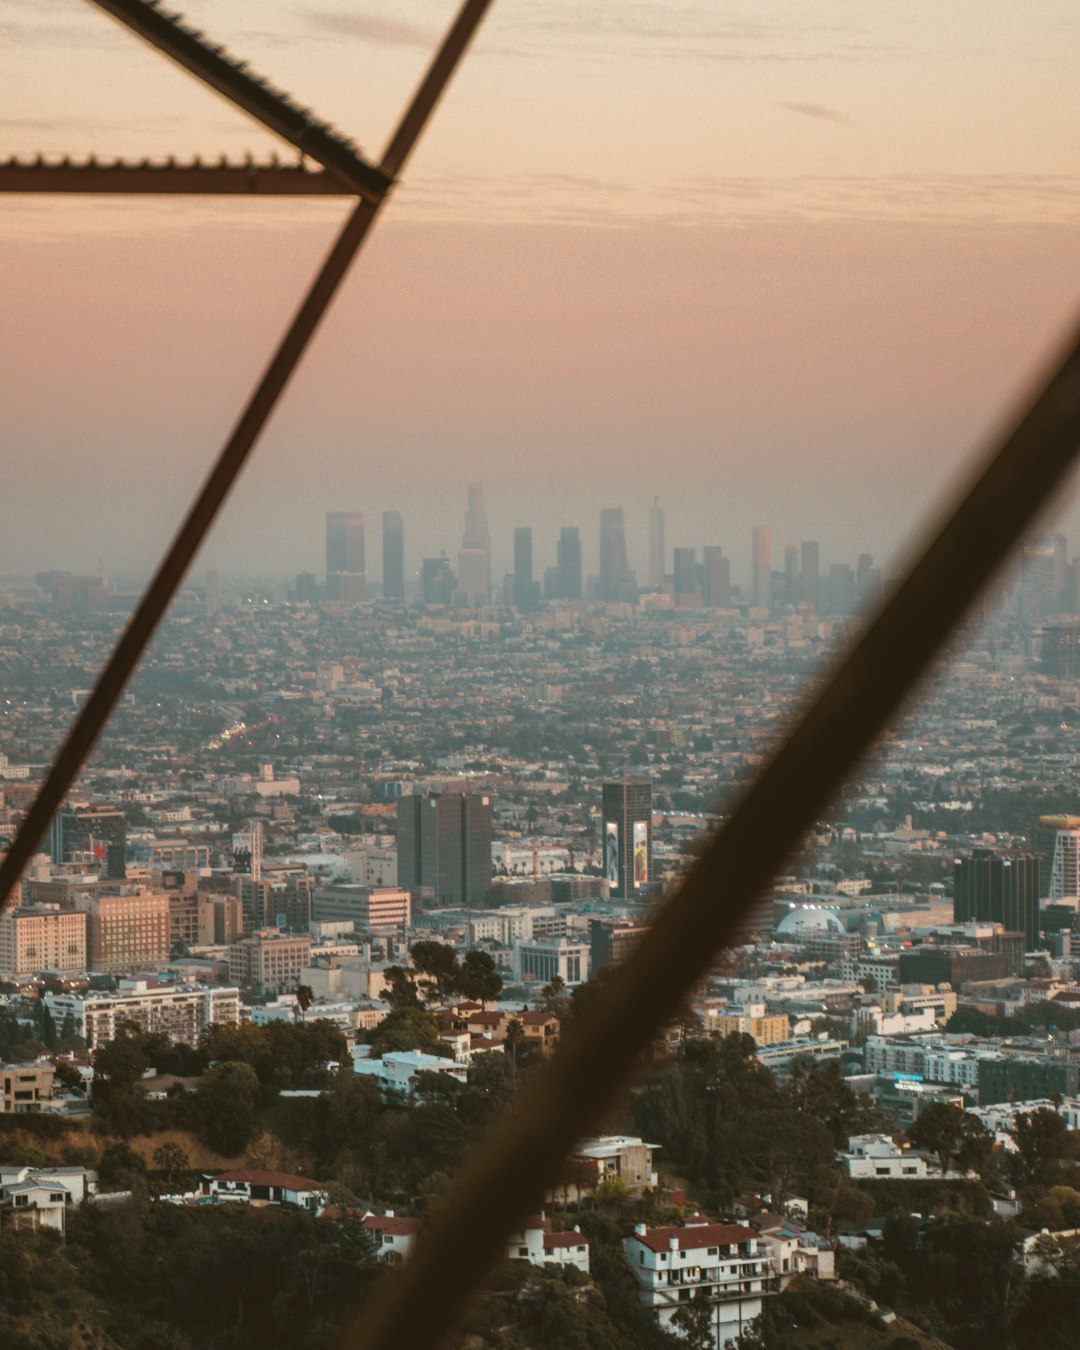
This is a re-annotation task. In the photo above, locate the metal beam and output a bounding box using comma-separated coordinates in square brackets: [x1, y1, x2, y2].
[0, 0, 494, 908]
[0, 159, 351, 195]
[85, 0, 391, 201]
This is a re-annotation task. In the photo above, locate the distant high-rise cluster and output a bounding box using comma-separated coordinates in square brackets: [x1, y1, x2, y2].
[301, 490, 1071, 621]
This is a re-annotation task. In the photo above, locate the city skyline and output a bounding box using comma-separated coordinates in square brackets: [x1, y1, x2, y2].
[5, 4, 1080, 582]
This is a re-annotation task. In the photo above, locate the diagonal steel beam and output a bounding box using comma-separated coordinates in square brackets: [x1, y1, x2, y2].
[0, 158, 351, 195]
[349, 314, 1080, 1350]
[0, 0, 493, 909]
[86, 0, 392, 200]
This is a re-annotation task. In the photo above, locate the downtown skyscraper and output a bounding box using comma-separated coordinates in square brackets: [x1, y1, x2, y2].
[457, 483, 491, 607]
[599, 508, 630, 601]
[382, 510, 405, 601]
[326, 511, 366, 605]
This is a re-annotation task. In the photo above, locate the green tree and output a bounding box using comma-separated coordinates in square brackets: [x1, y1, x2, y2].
[1009, 1106, 1079, 1187]
[152, 1141, 190, 1191]
[196, 1061, 260, 1156]
[294, 984, 314, 1022]
[458, 949, 503, 1006]
[907, 1102, 989, 1175]
[671, 1290, 714, 1350]
[409, 940, 460, 1004]
[368, 1007, 447, 1059]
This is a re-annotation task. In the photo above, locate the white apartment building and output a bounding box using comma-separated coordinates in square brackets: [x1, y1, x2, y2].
[863, 1035, 982, 1091]
[623, 1219, 774, 1348]
[46, 981, 240, 1048]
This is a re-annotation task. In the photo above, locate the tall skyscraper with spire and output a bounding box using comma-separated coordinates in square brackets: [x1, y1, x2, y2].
[457, 483, 491, 607]
[649, 497, 665, 590]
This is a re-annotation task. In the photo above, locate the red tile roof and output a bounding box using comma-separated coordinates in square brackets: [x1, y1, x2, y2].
[543, 1231, 586, 1250]
[213, 1170, 319, 1190]
[628, 1223, 757, 1253]
[361, 1213, 421, 1236]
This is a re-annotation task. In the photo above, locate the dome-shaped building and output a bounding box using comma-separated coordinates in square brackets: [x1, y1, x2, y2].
[775, 903, 846, 938]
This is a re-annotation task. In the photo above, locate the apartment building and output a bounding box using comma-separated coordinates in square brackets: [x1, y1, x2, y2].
[0, 906, 87, 976]
[45, 982, 240, 1048]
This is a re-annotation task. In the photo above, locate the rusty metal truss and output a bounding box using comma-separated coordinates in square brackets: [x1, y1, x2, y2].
[5, 5, 1080, 1350]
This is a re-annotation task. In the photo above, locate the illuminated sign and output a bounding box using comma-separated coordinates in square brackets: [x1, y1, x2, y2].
[604, 821, 619, 886]
[633, 819, 648, 888]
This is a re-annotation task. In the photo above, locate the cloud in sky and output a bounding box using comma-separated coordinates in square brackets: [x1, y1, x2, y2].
[306, 10, 434, 50]
[778, 101, 851, 123]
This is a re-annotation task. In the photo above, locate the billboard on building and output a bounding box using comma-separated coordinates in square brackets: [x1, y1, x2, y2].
[633, 820, 648, 888]
[604, 821, 619, 885]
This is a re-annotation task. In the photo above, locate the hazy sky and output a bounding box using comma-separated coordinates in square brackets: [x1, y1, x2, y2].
[3, 1, 1080, 589]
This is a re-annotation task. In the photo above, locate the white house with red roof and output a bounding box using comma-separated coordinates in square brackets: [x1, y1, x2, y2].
[360, 1210, 422, 1263]
[622, 1216, 776, 1347]
[506, 1213, 590, 1274]
[203, 1170, 326, 1211]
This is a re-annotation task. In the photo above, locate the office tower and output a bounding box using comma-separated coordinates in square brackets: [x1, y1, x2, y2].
[751, 524, 771, 611]
[513, 527, 540, 610]
[828, 563, 855, 615]
[1043, 816, 1080, 900]
[599, 508, 630, 600]
[800, 541, 820, 611]
[1054, 533, 1069, 609]
[601, 780, 652, 900]
[556, 526, 582, 599]
[649, 497, 665, 589]
[382, 510, 405, 601]
[295, 571, 317, 605]
[205, 566, 220, 617]
[673, 547, 699, 606]
[49, 804, 126, 876]
[326, 511, 366, 605]
[457, 483, 491, 606]
[421, 556, 455, 605]
[856, 553, 882, 606]
[702, 547, 730, 607]
[954, 849, 1041, 949]
[396, 793, 493, 907]
[76, 891, 170, 975]
[782, 545, 797, 606]
[1021, 536, 1057, 620]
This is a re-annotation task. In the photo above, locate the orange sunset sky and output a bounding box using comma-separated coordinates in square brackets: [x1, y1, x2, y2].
[3, 1, 1080, 587]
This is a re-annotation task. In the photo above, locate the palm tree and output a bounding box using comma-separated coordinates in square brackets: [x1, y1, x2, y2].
[294, 983, 314, 1022]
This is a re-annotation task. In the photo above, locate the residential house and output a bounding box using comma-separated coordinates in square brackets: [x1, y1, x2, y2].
[506, 1213, 590, 1274]
[203, 1170, 325, 1210]
[622, 1217, 776, 1348]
